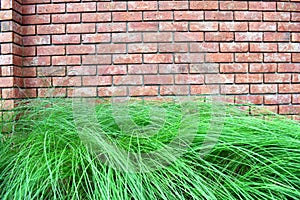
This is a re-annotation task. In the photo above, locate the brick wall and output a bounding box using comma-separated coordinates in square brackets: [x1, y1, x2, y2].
[0, 0, 300, 119]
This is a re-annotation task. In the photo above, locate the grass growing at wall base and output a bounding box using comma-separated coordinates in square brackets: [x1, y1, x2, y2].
[0, 98, 299, 200]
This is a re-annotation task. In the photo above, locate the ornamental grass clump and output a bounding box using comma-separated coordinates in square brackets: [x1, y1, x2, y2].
[0, 98, 299, 200]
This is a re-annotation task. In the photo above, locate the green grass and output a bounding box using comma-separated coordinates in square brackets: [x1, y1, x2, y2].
[0, 98, 299, 200]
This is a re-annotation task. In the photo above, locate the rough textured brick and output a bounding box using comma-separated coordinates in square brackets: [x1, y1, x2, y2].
[250, 85, 277, 94]
[190, 1, 218, 10]
[236, 74, 263, 83]
[144, 54, 173, 64]
[174, 11, 203, 20]
[67, 2, 96, 12]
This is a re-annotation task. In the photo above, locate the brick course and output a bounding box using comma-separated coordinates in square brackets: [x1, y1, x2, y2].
[0, 0, 299, 118]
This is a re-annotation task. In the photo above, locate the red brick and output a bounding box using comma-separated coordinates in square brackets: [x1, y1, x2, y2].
[144, 11, 173, 21]
[0, 10, 12, 20]
[206, 74, 234, 84]
[279, 84, 300, 93]
[235, 32, 263, 41]
[159, 22, 188, 31]
[52, 35, 80, 44]
[235, 95, 263, 105]
[190, 1, 218, 10]
[264, 12, 290, 21]
[38, 88, 67, 98]
[250, 43, 277, 52]
[159, 1, 189, 10]
[278, 22, 300, 32]
[250, 64, 277, 73]
[66, 45, 95, 55]
[205, 11, 233, 20]
[113, 12, 142, 21]
[277, 2, 300, 11]
[144, 54, 173, 64]
[67, 2, 96, 12]
[128, 64, 158, 74]
[292, 74, 300, 83]
[292, 33, 300, 42]
[112, 33, 142, 43]
[37, 66, 65, 77]
[249, 2, 276, 10]
[264, 53, 291, 63]
[128, 22, 158, 32]
[174, 11, 203, 20]
[23, 15, 50, 25]
[175, 32, 203, 42]
[278, 64, 300, 72]
[291, 13, 300, 21]
[220, 43, 248, 52]
[37, 24, 65, 34]
[235, 53, 263, 62]
[234, 11, 262, 21]
[98, 65, 126, 75]
[98, 86, 127, 97]
[236, 74, 263, 83]
[143, 32, 172, 42]
[249, 22, 276, 31]
[113, 54, 142, 64]
[129, 86, 158, 96]
[190, 43, 219, 53]
[159, 64, 188, 74]
[128, 1, 157, 10]
[24, 77, 51, 88]
[53, 77, 81, 87]
[205, 32, 234, 41]
[264, 95, 291, 105]
[264, 74, 291, 83]
[264, 32, 290, 42]
[82, 55, 111, 65]
[52, 14, 80, 23]
[293, 53, 300, 62]
[144, 75, 173, 85]
[82, 76, 112, 86]
[97, 2, 126, 11]
[1, 0, 12, 9]
[22, 47, 36, 56]
[128, 43, 157, 53]
[190, 22, 218, 31]
[292, 94, 300, 104]
[190, 63, 219, 74]
[160, 85, 189, 96]
[278, 43, 300, 52]
[97, 23, 127, 32]
[114, 75, 143, 85]
[250, 85, 277, 94]
[175, 74, 204, 84]
[22, 26, 35, 35]
[97, 44, 126, 54]
[23, 56, 50, 66]
[220, 1, 248, 10]
[219, 22, 248, 31]
[159, 43, 188, 53]
[221, 85, 249, 94]
[37, 4, 65, 14]
[191, 85, 220, 95]
[67, 24, 95, 33]
[23, 35, 50, 46]
[279, 105, 300, 115]
[67, 87, 97, 98]
[175, 53, 204, 63]
[0, 77, 14, 87]
[220, 63, 248, 73]
[67, 66, 96, 76]
[52, 56, 81, 65]
[37, 46, 65, 56]
[82, 34, 110, 43]
[206, 53, 234, 63]
[82, 13, 111, 22]
[0, 32, 12, 43]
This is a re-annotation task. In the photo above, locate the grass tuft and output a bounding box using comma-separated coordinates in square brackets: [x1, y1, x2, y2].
[0, 98, 299, 200]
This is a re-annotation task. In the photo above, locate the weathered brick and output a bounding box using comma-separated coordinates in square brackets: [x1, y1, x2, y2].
[175, 74, 204, 84]
[249, 2, 276, 11]
[190, 43, 219, 52]
[144, 75, 173, 85]
[143, 32, 172, 42]
[98, 65, 127, 75]
[279, 84, 300, 93]
[144, 54, 173, 64]
[67, 2, 96, 12]
[82, 34, 110, 43]
[205, 11, 233, 20]
[250, 85, 277, 94]
[23, 35, 50, 46]
[278, 43, 300, 52]
[114, 75, 143, 85]
[235, 53, 263, 62]
[160, 1, 189, 10]
[82, 55, 111, 65]
[221, 85, 249, 94]
[144, 11, 173, 21]
[113, 54, 142, 64]
[128, 1, 157, 10]
[52, 35, 80, 44]
[159, 64, 188, 74]
[206, 74, 234, 84]
[190, 22, 218, 31]
[250, 64, 277, 73]
[159, 22, 188, 31]
[205, 32, 234, 41]
[219, 22, 248, 31]
[160, 85, 189, 96]
[264, 74, 291, 83]
[220, 64, 248, 73]
[23, 15, 50, 25]
[220, 43, 248, 52]
[206, 53, 234, 63]
[112, 33, 142, 43]
[220, 1, 248, 10]
[236, 74, 263, 83]
[113, 12, 142, 21]
[264, 12, 290, 21]
[128, 64, 158, 74]
[250, 43, 277, 52]
[128, 22, 158, 32]
[249, 22, 276, 31]
[175, 53, 205, 63]
[37, 46, 65, 56]
[264, 53, 291, 63]
[235, 32, 263, 41]
[278, 64, 300, 72]
[52, 56, 81, 65]
[190, 1, 218, 10]
[67, 24, 95, 33]
[264, 32, 290, 42]
[130, 86, 158, 96]
[37, 24, 65, 34]
[66, 45, 95, 55]
[82, 76, 112, 86]
[191, 85, 220, 95]
[234, 11, 262, 21]
[175, 32, 204, 42]
[97, 44, 126, 54]
[97, 2, 126, 11]
[82, 13, 111, 22]
[37, 4, 65, 14]
[97, 23, 127, 32]
[174, 11, 203, 20]
[52, 14, 80, 23]
[128, 43, 157, 53]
